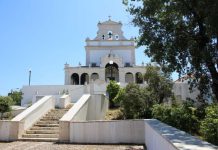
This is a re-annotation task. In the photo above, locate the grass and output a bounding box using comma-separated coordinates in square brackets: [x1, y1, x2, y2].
[105, 108, 123, 120]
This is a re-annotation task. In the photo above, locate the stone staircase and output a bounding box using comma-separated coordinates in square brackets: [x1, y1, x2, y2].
[21, 108, 69, 142]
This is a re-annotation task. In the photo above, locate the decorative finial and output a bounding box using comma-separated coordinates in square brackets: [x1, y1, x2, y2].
[142, 61, 144, 66]
[65, 62, 69, 68]
[108, 15, 111, 20]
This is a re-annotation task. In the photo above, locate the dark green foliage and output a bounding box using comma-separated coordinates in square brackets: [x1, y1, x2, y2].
[200, 104, 218, 145]
[8, 90, 23, 105]
[0, 96, 13, 119]
[113, 88, 125, 105]
[106, 80, 120, 108]
[144, 65, 174, 104]
[113, 65, 173, 119]
[120, 83, 146, 119]
[124, 0, 218, 102]
[152, 102, 199, 134]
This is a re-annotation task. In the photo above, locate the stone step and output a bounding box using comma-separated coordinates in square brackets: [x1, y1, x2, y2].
[49, 111, 68, 114]
[22, 134, 59, 138]
[40, 119, 59, 122]
[26, 130, 59, 134]
[22, 108, 70, 141]
[34, 124, 59, 127]
[45, 114, 65, 117]
[30, 127, 59, 130]
[37, 121, 59, 124]
[19, 137, 58, 142]
[51, 109, 69, 111]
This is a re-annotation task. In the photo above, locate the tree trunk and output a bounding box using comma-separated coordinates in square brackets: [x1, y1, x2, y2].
[206, 62, 218, 103]
[0, 113, 2, 120]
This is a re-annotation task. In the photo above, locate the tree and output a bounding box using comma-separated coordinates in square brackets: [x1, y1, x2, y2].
[144, 64, 174, 104]
[106, 80, 120, 108]
[8, 90, 22, 105]
[0, 96, 13, 120]
[124, 0, 218, 102]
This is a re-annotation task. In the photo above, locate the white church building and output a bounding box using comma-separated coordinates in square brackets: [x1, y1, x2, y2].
[21, 18, 199, 106]
[2, 18, 216, 150]
[64, 18, 146, 85]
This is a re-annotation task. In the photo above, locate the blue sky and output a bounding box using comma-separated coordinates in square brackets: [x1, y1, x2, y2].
[0, 0, 174, 95]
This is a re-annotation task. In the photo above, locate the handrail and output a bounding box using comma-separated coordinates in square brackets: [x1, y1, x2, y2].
[12, 96, 53, 121]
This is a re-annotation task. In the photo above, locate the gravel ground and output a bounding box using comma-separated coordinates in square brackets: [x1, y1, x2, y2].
[0, 142, 144, 150]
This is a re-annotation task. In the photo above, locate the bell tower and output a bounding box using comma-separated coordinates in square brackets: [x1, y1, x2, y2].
[85, 18, 135, 67]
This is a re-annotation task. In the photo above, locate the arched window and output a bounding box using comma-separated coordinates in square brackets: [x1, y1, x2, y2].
[108, 31, 113, 39]
[91, 73, 99, 81]
[136, 72, 143, 84]
[125, 72, 134, 83]
[71, 73, 79, 85]
[105, 62, 119, 82]
[81, 73, 89, 85]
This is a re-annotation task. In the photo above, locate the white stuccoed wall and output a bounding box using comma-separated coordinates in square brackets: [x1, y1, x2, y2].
[21, 81, 202, 107]
[70, 120, 145, 144]
[21, 85, 89, 106]
[59, 95, 71, 108]
[59, 94, 109, 142]
[68, 119, 217, 150]
[144, 119, 217, 150]
[0, 121, 20, 141]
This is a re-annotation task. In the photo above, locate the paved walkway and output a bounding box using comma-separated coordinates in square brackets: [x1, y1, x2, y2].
[0, 142, 144, 150]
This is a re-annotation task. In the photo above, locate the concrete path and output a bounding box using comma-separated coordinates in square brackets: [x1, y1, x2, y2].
[0, 142, 144, 150]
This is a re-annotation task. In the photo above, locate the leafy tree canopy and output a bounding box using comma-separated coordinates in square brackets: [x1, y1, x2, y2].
[145, 64, 174, 104]
[8, 90, 22, 105]
[124, 0, 218, 102]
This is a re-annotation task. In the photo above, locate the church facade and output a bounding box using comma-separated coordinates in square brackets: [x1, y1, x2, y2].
[64, 19, 146, 85]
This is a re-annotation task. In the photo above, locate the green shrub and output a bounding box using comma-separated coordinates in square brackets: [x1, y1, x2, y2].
[113, 88, 125, 105]
[200, 104, 218, 145]
[152, 104, 172, 124]
[106, 80, 120, 108]
[0, 96, 13, 120]
[152, 103, 199, 134]
[120, 83, 146, 119]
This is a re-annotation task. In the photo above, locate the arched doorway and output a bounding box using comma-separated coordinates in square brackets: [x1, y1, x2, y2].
[81, 73, 89, 85]
[71, 73, 79, 85]
[136, 72, 143, 84]
[105, 62, 119, 82]
[125, 72, 134, 83]
[91, 73, 99, 81]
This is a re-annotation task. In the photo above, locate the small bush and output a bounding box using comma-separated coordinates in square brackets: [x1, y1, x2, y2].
[152, 102, 199, 134]
[0, 96, 13, 120]
[106, 80, 120, 108]
[113, 88, 125, 105]
[120, 83, 146, 119]
[200, 104, 218, 145]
